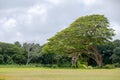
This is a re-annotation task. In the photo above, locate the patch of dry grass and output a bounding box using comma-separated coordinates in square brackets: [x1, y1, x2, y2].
[0, 68, 120, 80]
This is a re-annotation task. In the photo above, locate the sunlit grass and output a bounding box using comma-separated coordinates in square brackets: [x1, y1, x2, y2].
[0, 68, 120, 80]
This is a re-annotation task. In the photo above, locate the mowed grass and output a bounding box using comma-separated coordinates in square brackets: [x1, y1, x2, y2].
[0, 68, 120, 80]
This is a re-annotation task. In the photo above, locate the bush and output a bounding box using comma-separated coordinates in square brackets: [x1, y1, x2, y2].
[52, 64, 58, 68]
[58, 63, 71, 68]
[77, 64, 87, 69]
[103, 64, 115, 69]
[35, 64, 43, 67]
[12, 54, 26, 64]
[87, 66, 93, 69]
[77, 61, 88, 69]
[114, 63, 120, 67]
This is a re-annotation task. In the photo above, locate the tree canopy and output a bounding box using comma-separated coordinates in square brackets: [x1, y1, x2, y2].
[42, 14, 115, 67]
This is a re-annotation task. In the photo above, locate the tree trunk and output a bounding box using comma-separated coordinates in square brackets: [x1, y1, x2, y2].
[26, 58, 29, 65]
[90, 46, 102, 67]
[71, 53, 79, 68]
[26, 51, 31, 65]
[93, 52, 102, 67]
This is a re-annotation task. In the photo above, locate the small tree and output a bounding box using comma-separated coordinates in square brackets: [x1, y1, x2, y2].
[23, 43, 41, 65]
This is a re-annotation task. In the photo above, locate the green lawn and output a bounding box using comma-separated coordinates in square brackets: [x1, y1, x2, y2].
[0, 68, 120, 80]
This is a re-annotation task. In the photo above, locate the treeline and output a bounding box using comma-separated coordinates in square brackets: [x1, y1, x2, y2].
[0, 40, 120, 68]
[0, 14, 120, 68]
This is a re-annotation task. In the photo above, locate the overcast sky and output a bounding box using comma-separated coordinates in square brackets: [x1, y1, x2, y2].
[0, 0, 120, 45]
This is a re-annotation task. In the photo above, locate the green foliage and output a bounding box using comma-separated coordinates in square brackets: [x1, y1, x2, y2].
[110, 47, 120, 64]
[114, 63, 120, 67]
[103, 64, 115, 69]
[58, 55, 71, 67]
[109, 39, 120, 64]
[97, 42, 114, 65]
[12, 54, 27, 64]
[0, 42, 25, 64]
[113, 47, 120, 55]
[0, 55, 4, 64]
[87, 66, 93, 69]
[0, 64, 37, 68]
[14, 41, 21, 47]
[113, 39, 120, 47]
[40, 53, 57, 64]
[5, 55, 14, 64]
[42, 14, 115, 67]
[77, 63, 88, 69]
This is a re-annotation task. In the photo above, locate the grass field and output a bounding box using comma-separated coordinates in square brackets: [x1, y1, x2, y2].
[0, 68, 120, 80]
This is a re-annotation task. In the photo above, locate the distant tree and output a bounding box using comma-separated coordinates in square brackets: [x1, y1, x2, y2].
[110, 47, 120, 64]
[40, 53, 56, 65]
[12, 53, 26, 64]
[113, 39, 120, 47]
[97, 42, 114, 65]
[42, 14, 114, 67]
[14, 41, 21, 47]
[110, 39, 120, 64]
[0, 42, 23, 64]
[23, 43, 41, 65]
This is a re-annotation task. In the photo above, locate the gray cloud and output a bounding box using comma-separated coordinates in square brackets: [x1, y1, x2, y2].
[0, 0, 45, 9]
[0, 0, 120, 45]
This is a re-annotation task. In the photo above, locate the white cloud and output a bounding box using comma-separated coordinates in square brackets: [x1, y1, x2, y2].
[28, 5, 47, 15]
[111, 22, 120, 39]
[18, 14, 33, 24]
[1, 18, 17, 32]
[0, 18, 6, 23]
[81, 0, 97, 5]
[27, 4, 48, 23]
[3, 18, 16, 27]
[16, 32, 22, 36]
[26, 14, 32, 24]
[46, 0, 62, 5]
[0, 31, 4, 41]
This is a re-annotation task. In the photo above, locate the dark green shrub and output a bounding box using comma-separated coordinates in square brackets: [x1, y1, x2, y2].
[103, 64, 115, 69]
[0, 55, 3, 64]
[114, 63, 120, 67]
[52, 64, 58, 68]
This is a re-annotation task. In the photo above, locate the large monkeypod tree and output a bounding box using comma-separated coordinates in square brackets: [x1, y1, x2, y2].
[42, 14, 114, 67]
